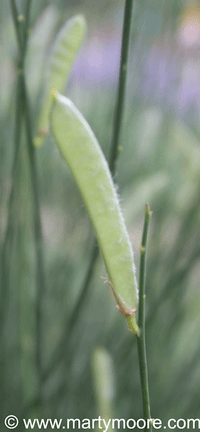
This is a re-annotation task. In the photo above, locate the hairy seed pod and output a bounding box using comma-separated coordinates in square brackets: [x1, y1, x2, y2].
[51, 93, 139, 335]
[34, 14, 87, 148]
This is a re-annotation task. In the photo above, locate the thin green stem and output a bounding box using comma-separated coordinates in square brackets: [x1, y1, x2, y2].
[9, 0, 45, 396]
[136, 204, 152, 429]
[10, 0, 23, 52]
[0, 71, 23, 352]
[22, 78, 46, 384]
[109, 0, 134, 176]
[1, 4, 24, 412]
[22, 0, 32, 57]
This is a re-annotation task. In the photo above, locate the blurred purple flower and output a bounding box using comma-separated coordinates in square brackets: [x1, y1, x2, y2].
[141, 41, 179, 104]
[140, 33, 200, 117]
[176, 60, 200, 115]
[71, 31, 121, 87]
[70, 19, 200, 119]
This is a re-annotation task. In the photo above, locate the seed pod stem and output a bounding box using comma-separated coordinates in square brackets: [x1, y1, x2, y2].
[136, 204, 152, 428]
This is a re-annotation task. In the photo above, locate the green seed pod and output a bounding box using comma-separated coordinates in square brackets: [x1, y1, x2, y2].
[50, 93, 139, 335]
[34, 14, 87, 148]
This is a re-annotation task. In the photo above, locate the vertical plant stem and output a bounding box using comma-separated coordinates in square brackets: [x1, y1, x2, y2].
[109, 0, 134, 176]
[0, 73, 23, 334]
[136, 204, 152, 428]
[9, 0, 46, 398]
[22, 79, 46, 386]
[10, 0, 23, 52]
[1, 1, 24, 412]
[22, 0, 32, 57]
[0, 75, 23, 419]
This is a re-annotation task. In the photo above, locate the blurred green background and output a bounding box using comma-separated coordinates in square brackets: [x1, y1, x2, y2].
[1, 0, 200, 428]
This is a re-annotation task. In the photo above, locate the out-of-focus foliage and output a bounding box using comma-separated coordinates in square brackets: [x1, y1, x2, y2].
[1, 0, 200, 428]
